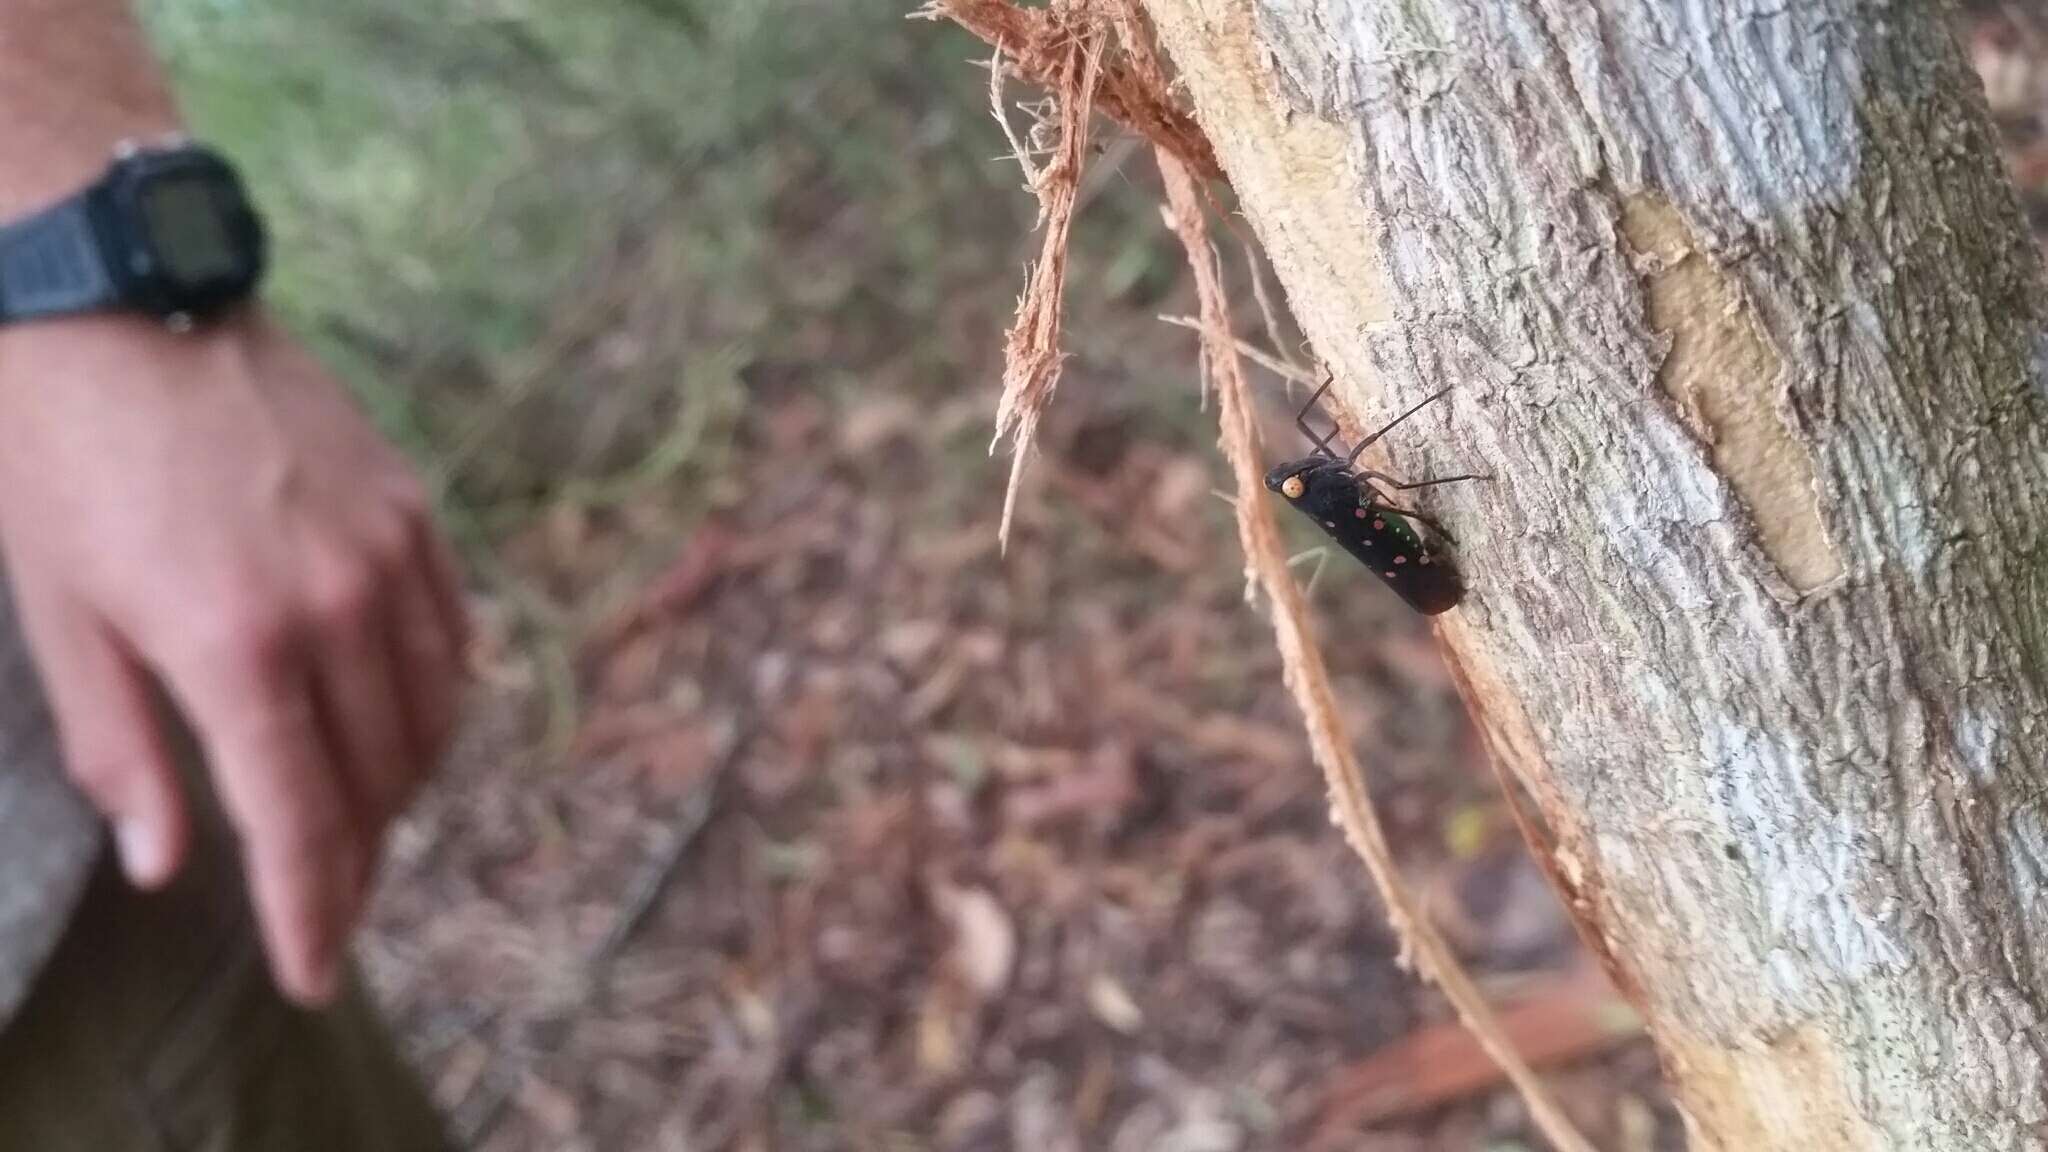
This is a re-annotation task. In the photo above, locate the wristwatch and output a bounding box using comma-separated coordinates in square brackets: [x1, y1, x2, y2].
[0, 139, 266, 330]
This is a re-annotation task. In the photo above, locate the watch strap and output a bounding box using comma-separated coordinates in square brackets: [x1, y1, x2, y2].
[0, 197, 117, 322]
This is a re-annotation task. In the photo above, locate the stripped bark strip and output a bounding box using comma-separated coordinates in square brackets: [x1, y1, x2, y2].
[988, 29, 1103, 551]
[918, 0, 1221, 179]
[1153, 149, 1600, 1152]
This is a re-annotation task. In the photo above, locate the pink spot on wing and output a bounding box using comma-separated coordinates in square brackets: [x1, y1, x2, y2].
[1354, 508, 1367, 518]
[1395, 555, 1409, 565]
[1373, 519, 1385, 530]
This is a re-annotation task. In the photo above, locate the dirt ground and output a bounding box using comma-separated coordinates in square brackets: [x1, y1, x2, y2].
[350, 6, 2048, 1150]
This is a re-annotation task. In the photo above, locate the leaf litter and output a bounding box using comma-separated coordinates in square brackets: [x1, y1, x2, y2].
[362, 1, 2048, 1148]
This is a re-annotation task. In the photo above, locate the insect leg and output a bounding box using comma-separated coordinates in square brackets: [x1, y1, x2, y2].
[1287, 544, 1332, 600]
[1391, 505, 1457, 544]
[1295, 370, 1342, 459]
[1361, 485, 1458, 544]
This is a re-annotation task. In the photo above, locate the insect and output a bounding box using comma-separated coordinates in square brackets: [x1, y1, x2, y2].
[1263, 375, 1483, 615]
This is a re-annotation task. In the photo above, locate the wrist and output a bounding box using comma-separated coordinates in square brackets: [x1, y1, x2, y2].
[0, 128, 181, 219]
[0, 142, 266, 329]
[0, 3, 183, 216]
[0, 305, 263, 383]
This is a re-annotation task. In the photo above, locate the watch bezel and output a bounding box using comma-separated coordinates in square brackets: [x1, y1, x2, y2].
[91, 144, 268, 321]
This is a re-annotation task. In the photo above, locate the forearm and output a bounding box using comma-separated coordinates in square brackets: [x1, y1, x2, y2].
[0, 0, 181, 213]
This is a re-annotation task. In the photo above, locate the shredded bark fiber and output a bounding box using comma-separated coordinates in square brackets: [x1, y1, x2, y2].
[985, 23, 1102, 551]
[934, 3, 1601, 1150]
[917, 0, 1221, 179]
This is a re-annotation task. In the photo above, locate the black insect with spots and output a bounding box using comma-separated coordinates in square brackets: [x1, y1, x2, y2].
[1263, 376, 1482, 615]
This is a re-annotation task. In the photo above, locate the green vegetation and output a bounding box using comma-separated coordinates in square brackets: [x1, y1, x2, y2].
[139, 0, 1188, 546]
[134, 0, 1213, 785]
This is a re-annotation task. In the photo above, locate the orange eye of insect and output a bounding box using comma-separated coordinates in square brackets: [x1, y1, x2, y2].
[1280, 474, 1306, 499]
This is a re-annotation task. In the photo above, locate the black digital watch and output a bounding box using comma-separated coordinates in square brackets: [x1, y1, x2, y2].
[0, 139, 266, 329]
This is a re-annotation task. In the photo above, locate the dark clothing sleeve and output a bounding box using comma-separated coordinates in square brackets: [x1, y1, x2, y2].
[0, 578, 106, 1030]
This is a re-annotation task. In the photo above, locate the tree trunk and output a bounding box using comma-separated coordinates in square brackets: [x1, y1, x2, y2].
[1139, 0, 2048, 1147]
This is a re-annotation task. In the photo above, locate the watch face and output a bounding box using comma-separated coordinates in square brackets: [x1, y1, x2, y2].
[102, 144, 267, 318]
[137, 173, 250, 289]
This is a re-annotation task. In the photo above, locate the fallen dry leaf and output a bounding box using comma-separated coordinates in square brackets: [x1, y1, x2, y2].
[1087, 973, 1144, 1034]
[939, 884, 1019, 999]
[1312, 968, 1642, 1139]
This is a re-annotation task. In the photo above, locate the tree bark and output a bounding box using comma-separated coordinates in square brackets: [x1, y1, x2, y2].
[1139, 1, 2048, 1148]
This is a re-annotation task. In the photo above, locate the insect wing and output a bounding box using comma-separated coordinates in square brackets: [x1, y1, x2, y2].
[1336, 508, 1462, 614]
[1287, 473, 1463, 615]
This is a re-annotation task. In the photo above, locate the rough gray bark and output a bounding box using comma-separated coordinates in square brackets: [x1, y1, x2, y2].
[1140, 0, 2048, 1148]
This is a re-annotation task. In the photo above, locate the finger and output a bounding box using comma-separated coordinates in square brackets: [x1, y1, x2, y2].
[411, 512, 471, 668]
[170, 623, 361, 1006]
[389, 562, 459, 769]
[20, 597, 187, 888]
[309, 561, 417, 829]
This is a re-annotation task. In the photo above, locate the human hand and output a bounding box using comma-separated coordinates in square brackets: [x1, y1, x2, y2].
[0, 310, 468, 1005]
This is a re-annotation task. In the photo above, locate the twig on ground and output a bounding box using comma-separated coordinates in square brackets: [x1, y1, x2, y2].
[588, 778, 724, 971]
[457, 743, 738, 1147]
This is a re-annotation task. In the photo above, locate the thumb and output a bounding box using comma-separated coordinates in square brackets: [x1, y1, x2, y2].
[22, 597, 188, 888]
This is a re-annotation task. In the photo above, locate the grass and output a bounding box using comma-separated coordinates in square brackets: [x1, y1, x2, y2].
[133, 0, 1217, 782]
[131, 4, 1244, 768]
[139, 0, 1134, 537]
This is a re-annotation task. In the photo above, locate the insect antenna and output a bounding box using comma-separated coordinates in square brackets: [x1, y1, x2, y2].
[1343, 386, 1453, 466]
[1296, 375, 1456, 466]
[1354, 467, 1491, 492]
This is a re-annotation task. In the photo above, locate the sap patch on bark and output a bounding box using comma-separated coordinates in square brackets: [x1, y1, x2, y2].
[1622, 195, 1842, 593]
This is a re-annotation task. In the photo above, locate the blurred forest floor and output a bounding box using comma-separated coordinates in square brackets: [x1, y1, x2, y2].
[140, 2, 2048, 1150]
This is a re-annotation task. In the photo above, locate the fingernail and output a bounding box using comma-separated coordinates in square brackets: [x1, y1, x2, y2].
[299, 957, 340, 1006]
[115, 821, 168, 887]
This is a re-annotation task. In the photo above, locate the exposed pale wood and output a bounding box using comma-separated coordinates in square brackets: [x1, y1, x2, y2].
[1140, 0, 2048, 1148]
